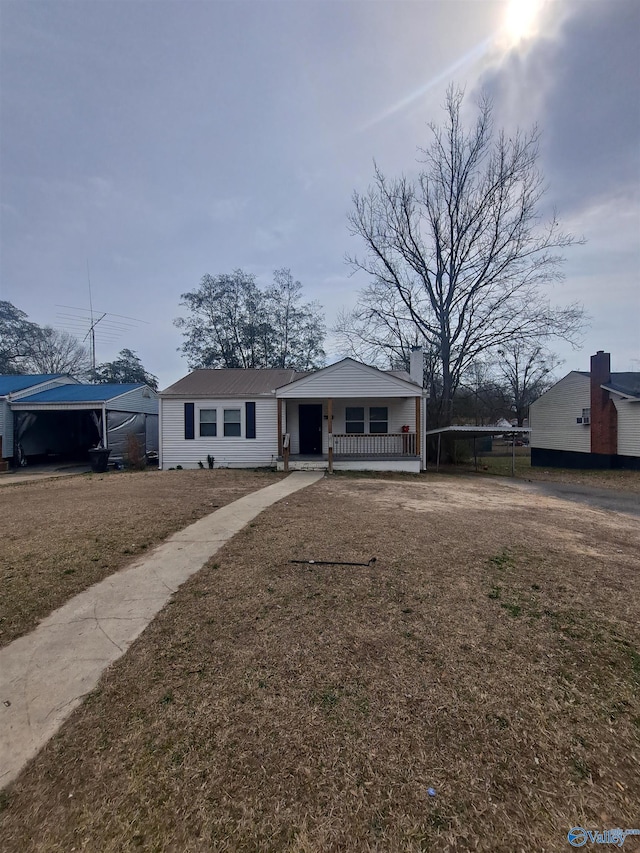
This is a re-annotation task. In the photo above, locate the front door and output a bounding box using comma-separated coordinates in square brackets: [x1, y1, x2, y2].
[298, 404, 323, 455]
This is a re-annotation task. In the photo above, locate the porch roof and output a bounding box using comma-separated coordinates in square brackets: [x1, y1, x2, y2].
[276, 358, 423, 399]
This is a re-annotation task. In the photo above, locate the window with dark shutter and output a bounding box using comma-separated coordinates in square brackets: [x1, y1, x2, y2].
[245, 402, 256, 439]
[184, 403, 195, 439]
[223, 409, 241, 437]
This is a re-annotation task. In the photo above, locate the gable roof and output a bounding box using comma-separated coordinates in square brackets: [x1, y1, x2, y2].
[15, 383, 147, 404]
[161, 369, 300, 398]
[0, 374, 63, 396]
[276, 358, 422, 398]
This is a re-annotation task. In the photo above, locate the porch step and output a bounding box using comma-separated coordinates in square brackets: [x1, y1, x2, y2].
[277, 459, 327, 471]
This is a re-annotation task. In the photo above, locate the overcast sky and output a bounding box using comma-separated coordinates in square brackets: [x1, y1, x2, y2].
[1, 0, 638, 388]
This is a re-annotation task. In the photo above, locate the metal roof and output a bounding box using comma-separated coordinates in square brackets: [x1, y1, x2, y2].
[15, 383, 145, 404]
[605, 372, 640, 398]
[0, 374, 63, 395]
[426, 425, 530, 437]
[161, 363, 423, 398]
[161, 369, 301, 397]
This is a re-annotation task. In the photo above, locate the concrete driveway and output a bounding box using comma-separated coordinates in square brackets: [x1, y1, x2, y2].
[0, 464, 91, 486]
[498, 477, 640, 518]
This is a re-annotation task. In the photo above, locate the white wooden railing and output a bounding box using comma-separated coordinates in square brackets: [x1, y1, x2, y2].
[332, 433, 417, 456]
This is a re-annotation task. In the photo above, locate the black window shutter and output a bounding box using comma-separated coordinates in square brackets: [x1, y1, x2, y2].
[245, 402, 256, 439]
[184, 403, 195, 440]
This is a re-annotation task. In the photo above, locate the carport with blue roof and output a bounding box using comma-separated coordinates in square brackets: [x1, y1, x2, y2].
[0, 374, 77, 470]
[8, 383, 158, 467]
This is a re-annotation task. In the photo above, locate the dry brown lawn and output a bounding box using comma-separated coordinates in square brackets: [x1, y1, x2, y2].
[1, 475, 639, 852]
[0, 469, 284, 647]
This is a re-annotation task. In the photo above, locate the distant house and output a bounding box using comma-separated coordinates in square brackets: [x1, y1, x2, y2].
[159, 354, 427, 472]
[0, 374, 158, 469]
[529, 351, 640, 469]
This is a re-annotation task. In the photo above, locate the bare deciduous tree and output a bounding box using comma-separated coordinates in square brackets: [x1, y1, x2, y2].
[494, 341, 561, 426]
[24, 327, 92, 378]
[345, 86, 585, 426]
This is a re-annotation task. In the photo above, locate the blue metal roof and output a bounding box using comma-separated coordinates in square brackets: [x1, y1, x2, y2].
[16, 383, 145, 404]
[0, 374, 62, 395]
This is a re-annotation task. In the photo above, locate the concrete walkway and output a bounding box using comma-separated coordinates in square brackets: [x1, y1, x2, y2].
[0, 471, 323, 789]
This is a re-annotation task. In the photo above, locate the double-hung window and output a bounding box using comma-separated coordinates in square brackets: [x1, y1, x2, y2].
[369, 407, 388, 434]
[345, 406, 365, 434]
[224, 408, 241, 437]
[199, 409, 217, 437]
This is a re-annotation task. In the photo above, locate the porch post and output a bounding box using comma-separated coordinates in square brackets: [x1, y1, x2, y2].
[327, 398, 333, 474]
[415, 397, 421, 458]
[277, 399, 283, 456]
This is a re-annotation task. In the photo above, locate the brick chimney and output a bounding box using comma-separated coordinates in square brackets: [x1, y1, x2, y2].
[590, 351, 617, 457]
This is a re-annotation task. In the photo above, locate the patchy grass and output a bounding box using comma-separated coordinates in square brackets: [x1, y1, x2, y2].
[0, 468, 284, 647]
[1, 475, 639, 852]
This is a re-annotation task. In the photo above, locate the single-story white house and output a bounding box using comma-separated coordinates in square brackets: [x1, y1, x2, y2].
[529, 350, 640, 469]
[159, 352, 427, 472]
[0, 374, 158, 468]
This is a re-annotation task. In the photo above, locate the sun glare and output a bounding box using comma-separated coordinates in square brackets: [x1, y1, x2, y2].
[504, 0, 544, 45]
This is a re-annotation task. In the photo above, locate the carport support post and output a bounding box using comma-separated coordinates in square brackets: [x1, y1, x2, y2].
[327, 397, 333, 474]
[436, 433, 441, 472]
[511, 433, 515, 477]
[101, 405, 107, 449]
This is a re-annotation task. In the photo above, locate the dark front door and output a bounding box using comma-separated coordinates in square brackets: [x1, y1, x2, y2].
[298, 404, 323, 455]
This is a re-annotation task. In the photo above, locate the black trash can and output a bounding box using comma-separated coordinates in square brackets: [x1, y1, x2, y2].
[88, 448, 111, 473]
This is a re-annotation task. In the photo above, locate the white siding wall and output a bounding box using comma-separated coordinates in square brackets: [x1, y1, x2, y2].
[107, 386, 159, 414]
[285, 398, 416, 454]
[614, 399, 640, 457]
[277, 360, 419, 399]
[161, 398, 278, 468]
[529, 372, 591, 452]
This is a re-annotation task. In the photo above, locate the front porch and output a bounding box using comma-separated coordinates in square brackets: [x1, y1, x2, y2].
[274, 359, 426, 472]
[276, 432, 421, 472]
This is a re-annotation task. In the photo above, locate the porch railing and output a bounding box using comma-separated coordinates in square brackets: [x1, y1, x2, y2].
[332, 433, 417, 457]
